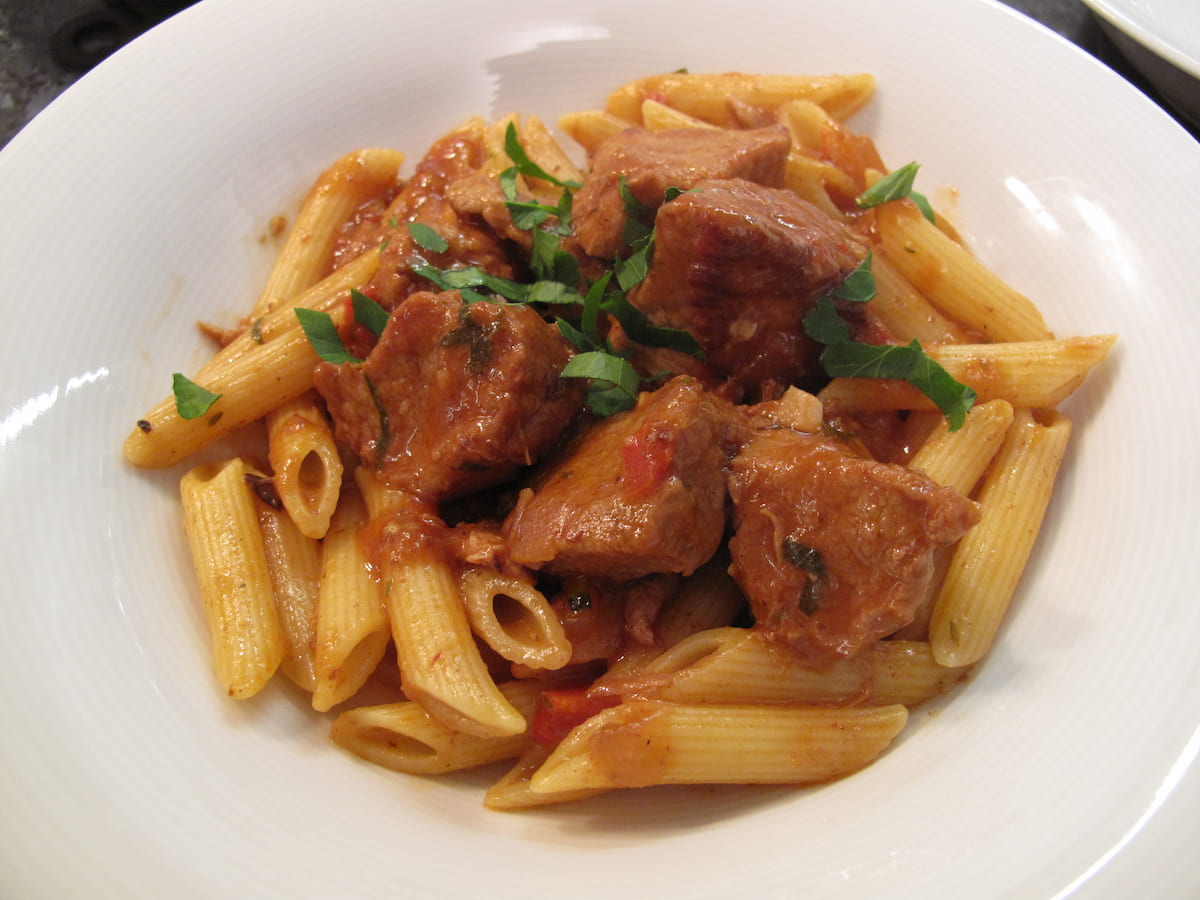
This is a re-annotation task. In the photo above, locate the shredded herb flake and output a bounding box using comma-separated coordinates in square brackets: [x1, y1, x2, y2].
[855, 161, 936, 224]
[295, 308, 360, 364]
[408, 222, 450, 254]
[803, 254, 975, 430]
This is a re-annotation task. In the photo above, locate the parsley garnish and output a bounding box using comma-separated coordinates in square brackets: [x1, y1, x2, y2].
[295, 307, 361, 364]
[407, 136, 698, 416]
[855, 162, 936, 224]
[172, 373, 221, 420]
[408, 222, 450, 254]
[350, 289, 390, 337]
[803, 253, 975, 430]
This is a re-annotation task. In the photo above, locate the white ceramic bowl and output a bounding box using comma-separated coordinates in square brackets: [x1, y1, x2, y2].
[1083, 0, 1200, 125]
[2, 0, 1199, 897]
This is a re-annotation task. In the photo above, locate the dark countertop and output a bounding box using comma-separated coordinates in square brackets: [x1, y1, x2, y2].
[1, 0, 1196, 149]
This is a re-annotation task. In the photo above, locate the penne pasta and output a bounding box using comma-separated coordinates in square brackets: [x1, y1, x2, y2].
[641, 628, 967, 708]
[485, 743, 607, 810]
[817, 334, 1116, 413]
[605, 72, 876, 126]
[179, 458, 286, 698]
[530, 700, 908, 793]
[908, 398, 1015, 497]
[311, 485, 389, 712]
[253, 481, 322, 694]
[557, 109, 633, 156]
[330, 676, 559, 775]
[265, 391, 344, 540]
[460, 567, 572, 671]
[930, 409, 1073, 666]
[125, 250, 378, 469]
[252, 148, 403, 318]
[875, 199, 1054, 342]
[373, 499, 526, 737]
[868, 251, 974, 346]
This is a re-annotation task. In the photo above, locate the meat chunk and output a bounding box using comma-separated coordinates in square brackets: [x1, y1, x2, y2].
[314, 290, 582, 500]
[504, 377, 738, 580]
[367, 121, 515, 309]
[572, 126, 791, 259]
[727, 428, 978, 666]
[631, 178, 866, 401]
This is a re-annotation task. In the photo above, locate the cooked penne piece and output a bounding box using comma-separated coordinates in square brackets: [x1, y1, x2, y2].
[514, 115, 585, 193]
[266, 391, 344, 540]
[201, 248, 379, 376]
[817, 334, 1116, 413]
[330, 676, 558, 775]
[869, 251, 974, 346]
[908, 398, 1014, 496]
[380, 535, 526, 738]
[180, 458, 286, 698]
[640, 98, 716, 131]
[312, 486, 389, 712]
[875, 200, 1054, 342]
[605, 72, 876, 126]
[530, 700, 907, 793]
[334, 667, 598, 780]
[253, 482, 322, 694]
[641, 628, 967, 707]
[557, 109, 633, 156]
[460, 568, 571, 671]
[125, 251, 378, 469]
[485, 743, 608, 810]
[252, 148, 403, 318]
[930, 409, 1073, 667]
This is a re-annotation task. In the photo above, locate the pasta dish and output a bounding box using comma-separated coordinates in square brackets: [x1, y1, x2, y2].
[122, 71, 1113, 808]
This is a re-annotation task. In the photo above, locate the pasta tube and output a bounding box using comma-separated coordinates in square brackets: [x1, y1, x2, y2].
[930, 409, 1073, 666]
[312, 486, 389, 712]
[252, 148, 403, 318]
[266, 391, 344, 540]
[179, 458, 285, 698]
[460, 568, 572, 671]
[530, 700, 908, 793]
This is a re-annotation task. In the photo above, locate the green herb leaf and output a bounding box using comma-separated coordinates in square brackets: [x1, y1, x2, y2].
[802, 296, 853, 344]
[172, 373, 222, 420]
[556, 317, 598, 353]
[503, 122, 582, 190]
[602, 292, 704, 357]
[619, 176, 655, 247]
[855, 162, 936, 224]
[350, 289, 390, 337]
[910, 190, 936, 225]
[562, 350, 641, 415]
[295, 307, 361, 364]
[407, 222, 449, 254]
[830, 251, 876, 303]
[820, 339, 976, 430]
[856, 162, 920, 209]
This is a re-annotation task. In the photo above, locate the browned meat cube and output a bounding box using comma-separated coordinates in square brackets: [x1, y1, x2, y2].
[632, 178, 866, 401]
[314, 290, 582, 500]
[366, 122, 516, 309]
[727, 428, 978, 666]
[504, 376, 738, 580]
[572, 126, 791, 259]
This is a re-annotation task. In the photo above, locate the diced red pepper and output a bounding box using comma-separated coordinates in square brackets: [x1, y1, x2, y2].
[621, 423, 675, 498]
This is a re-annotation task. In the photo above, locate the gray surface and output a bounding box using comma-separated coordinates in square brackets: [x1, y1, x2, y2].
[0, 0, 1196, 149]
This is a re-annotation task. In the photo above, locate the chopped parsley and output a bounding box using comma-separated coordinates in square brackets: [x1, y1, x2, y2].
[803, 253, 976, 430]
[172, 373, 221, 420]
[855, 161, 936, 224]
